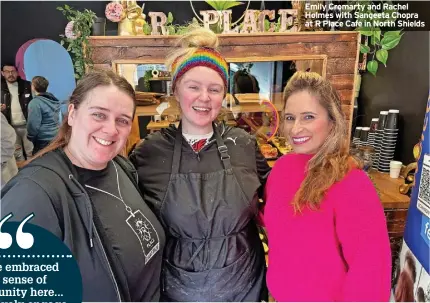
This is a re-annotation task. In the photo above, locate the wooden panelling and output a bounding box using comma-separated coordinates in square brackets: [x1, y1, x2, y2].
[90, 43, 356, 64]
[328, 74, 355, 90]
[89, 31, 359, 47]
[222, 42, 356, 59]
[88, 36, 177, 47]
[91, 47, 171, 64]
[326, 58, 356, 75]
[338, 90, 353, 103]
[342, 104, 351, 116]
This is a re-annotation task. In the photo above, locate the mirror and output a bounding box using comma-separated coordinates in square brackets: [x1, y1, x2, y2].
[115, 58, 325, 139]
[116, 58, 325, 108]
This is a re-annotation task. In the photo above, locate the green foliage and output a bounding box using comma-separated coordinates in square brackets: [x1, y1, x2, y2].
[366, 60, 379, 76]
[359, 28, 403, 76]
[360, 44, 370, 54]
[143, 70, 153, 91]
[57, 5, 96, 80]
[376, 49, 388, 66]
[351, 1, 404, 76]
[142, 13, 200, 36]
[142, 23, 151, 35]
[205, 1, 244, 11]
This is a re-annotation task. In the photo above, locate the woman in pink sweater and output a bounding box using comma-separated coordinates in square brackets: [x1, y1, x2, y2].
[264, 71, 392, 301]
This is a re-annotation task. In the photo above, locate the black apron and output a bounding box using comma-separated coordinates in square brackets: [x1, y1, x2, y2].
[160, 125, 266, 302]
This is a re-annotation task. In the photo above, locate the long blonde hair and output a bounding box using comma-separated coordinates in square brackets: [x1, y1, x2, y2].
[283, 71, 359, 212]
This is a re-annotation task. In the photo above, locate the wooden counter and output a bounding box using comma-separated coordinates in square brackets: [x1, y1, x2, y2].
[369, 169, 410, 209]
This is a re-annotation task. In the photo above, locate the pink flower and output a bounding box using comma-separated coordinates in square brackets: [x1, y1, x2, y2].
[105, 2, 124, 22]
[65, 21, 77, 39]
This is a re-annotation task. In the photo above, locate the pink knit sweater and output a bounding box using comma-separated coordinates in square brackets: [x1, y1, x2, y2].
[263, 153, 392, 302]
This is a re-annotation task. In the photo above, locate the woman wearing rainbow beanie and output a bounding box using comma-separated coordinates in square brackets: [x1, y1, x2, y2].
[130, 27, 271, 301]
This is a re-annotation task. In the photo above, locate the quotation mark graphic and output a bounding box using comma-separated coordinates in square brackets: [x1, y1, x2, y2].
[0, 213, 35, 249]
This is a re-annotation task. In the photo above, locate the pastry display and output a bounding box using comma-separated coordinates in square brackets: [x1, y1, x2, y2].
[260, 144, 278, 159]
[256, 136, 267, 146]
[271, 136, 293, 155]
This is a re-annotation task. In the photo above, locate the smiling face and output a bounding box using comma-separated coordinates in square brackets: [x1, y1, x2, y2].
[283, 90, 333, 155]
[66, 85, 134, 170]
[175, 66, 225, 135]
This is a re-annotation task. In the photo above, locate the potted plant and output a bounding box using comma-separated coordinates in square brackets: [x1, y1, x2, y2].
[57, 5, 97, 79]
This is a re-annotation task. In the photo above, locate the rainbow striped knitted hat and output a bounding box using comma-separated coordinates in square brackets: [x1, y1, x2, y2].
[171, 47, 228, 91]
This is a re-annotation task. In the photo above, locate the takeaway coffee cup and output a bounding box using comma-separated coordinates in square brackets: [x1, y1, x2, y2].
[360, 127, 370, 143]
[370, 118, 379, 132]
[386, 109, 399, 130]
[354, 127, 363, 139]
[390, 160, 402, 178]
[377, 111, 389, 130]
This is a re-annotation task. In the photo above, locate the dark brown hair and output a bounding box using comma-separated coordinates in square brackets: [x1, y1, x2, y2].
[283, 71, 359, 212]
[32, 76, 49, 93]
[404, 250, 417, 283]
[417, 287, 425, 302]
[394, 270, 414, 302]
[27, 70, 136, 163]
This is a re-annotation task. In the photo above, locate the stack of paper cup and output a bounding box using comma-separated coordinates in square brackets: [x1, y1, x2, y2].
[378, 109, 400, 172]
[373, 111, 388, 169]
[368, 118, 379, 149]
[389, 160, 403, 178]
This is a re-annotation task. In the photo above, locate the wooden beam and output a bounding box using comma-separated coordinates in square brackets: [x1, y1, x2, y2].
[88, 31, 359, 46]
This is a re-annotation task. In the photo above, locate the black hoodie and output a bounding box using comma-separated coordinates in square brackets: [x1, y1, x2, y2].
[1, 149, 164, 302]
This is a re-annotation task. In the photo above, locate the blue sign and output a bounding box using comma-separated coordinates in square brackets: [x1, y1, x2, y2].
[403, 93, 430, 274]
[421, 215, 430, 247]
[0, 213, 82, 303]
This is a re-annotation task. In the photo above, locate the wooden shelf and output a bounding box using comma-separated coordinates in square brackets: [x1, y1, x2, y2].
[147, 120, 174, 130]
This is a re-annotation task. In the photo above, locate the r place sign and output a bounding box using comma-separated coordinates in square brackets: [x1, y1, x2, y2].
[148, 9, 298, 35]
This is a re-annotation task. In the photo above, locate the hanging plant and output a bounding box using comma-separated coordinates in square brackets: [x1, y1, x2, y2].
[359, 29, 403, 76]
[349, 0, 403, 76]
[57, 5, 97, 80]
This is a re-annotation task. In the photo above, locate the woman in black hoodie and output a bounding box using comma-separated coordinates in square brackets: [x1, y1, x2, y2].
[2, 70, 165, 302]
